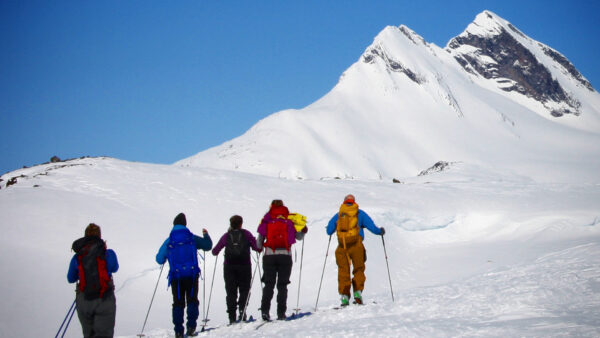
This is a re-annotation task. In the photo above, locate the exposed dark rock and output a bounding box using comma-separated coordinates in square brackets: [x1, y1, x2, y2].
[50, 156, 61, 163]
[448, 28, 582, 116]
[538, 44, 594, 91]
[392, 178, 403, 183]
[399, 26, 426, 45]
[6, 175, 26, 187]
[363, 45, 424, 84]
[418, 161, 454, 176]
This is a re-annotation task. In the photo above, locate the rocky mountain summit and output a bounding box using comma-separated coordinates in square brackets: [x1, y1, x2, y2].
[447, 11, 593, 117]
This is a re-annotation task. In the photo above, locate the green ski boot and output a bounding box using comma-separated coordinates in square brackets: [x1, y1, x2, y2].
[353, 290, 363, 305]
[340, 294, 350, 307]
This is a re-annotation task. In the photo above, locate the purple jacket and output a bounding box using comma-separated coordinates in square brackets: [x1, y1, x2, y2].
[212, 228, 259, 265]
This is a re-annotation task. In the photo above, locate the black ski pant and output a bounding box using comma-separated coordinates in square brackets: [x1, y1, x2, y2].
[224, 263, 252, 322]
[75, 290, 116, 338]
[171, 276, 199, 334]
[261, 254, 293, 318]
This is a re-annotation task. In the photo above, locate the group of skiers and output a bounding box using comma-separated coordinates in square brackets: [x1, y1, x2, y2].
[66, 194, 385, 338]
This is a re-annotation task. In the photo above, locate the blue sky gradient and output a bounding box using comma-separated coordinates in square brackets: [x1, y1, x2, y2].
[1, 0, 598, 175]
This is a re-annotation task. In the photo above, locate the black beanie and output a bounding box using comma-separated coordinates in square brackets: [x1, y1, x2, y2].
[173, 213, 187, 226]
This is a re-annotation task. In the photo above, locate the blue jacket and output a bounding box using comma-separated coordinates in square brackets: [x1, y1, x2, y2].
[67, 249, 119, 283]
[326, 209, 382, 239]
[156, 225, 213, 265]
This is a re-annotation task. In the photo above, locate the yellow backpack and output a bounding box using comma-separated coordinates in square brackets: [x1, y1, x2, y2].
[288, 213, 307, 232]
[336, 203, 360, 248]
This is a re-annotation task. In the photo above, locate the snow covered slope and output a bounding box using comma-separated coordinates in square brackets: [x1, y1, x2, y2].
[1, 10, 600, 338]
[1, 157, 599, 337]
[176, 11, 600, 183]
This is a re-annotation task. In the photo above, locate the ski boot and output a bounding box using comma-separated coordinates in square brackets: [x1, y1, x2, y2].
[340, 294, 350, 307]
[186, 326, 198, 337]
[353, 290, 363, 305]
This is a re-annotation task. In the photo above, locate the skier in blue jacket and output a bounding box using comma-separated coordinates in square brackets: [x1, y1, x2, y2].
[156, 213, 212, 338]
[67, 223, 119, 338]
[326, 194, 384, 305]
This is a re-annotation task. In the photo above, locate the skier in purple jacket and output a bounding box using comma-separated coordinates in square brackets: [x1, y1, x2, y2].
[256, 200, 307, 321]
[212, 215, 261, 324]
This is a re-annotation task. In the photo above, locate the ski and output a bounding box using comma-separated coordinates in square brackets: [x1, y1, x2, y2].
[255, 320, 271, 330]
[199, 315, 256, 333]
[286, 311, 312, 321]
[255, 312, 312, 330]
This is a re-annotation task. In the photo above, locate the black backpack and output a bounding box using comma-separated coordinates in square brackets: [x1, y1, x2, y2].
[72, 236, 113, 300]
[224, 229, 250, 264]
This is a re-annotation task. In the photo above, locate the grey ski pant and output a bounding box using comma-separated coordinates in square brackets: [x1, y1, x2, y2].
[75, 291, 116, 338]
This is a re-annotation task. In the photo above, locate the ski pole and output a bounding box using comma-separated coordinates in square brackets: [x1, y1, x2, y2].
[202, 251, 206, 322]
[314, 235, 332, 312]
[252, 251, 264, 286]
[257, 251, 263, 286]
[381, 234, 395, 302]
[293, 237, 305, 316]
[241, 251, 261, 324]
[138, 263, 165, 337]
[201, 254, 218, 332]
[61, 302, 77, 338]
[55, 299, 76, 338]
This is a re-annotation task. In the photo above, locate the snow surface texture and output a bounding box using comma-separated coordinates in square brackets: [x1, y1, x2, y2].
[1, 157, 599, 337]
[176, 11, 600, 183]
[1, 10, 599, 338]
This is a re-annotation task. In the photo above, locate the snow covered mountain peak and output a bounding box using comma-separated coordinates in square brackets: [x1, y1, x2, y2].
[460, 10, 515, 38]
[176, 11, 600, 183]
[447, 10, 596, 118]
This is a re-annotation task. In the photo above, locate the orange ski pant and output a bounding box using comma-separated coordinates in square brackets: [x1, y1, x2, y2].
[335, 240, 366, 296]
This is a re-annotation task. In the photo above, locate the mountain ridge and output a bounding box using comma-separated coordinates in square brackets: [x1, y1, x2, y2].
[177, 11, 600, 183]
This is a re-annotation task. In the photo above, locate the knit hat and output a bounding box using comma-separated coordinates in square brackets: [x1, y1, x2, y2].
[343, 194, 355, 205]
[173, 213, 187, 226]
[85, 223, 101, 238]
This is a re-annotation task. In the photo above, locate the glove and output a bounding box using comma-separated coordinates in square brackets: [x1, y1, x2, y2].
[302, 226, 308, 233]
[380, 227, 385, 236]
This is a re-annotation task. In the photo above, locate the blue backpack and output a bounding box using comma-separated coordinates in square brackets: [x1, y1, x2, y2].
[167, 228, 199, 285]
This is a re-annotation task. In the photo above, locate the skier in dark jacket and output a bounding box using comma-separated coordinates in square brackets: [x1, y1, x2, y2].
[67, 223, 119, 338]
[257, 200, 307, 321]
[212, 215, 261, 324]
[156, 213, 212, 338]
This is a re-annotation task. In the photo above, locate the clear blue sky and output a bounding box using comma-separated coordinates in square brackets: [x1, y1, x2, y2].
[1, 0, 598, 175]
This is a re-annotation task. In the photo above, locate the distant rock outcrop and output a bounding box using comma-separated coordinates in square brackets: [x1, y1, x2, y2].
[418, 161, 455, 176]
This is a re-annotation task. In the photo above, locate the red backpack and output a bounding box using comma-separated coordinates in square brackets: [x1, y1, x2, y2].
[72, 236, 113, 300]
[264, 216, 290, 251]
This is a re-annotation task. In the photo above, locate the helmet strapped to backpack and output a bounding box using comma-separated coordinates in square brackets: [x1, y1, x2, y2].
[72, 236, 113, 300]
